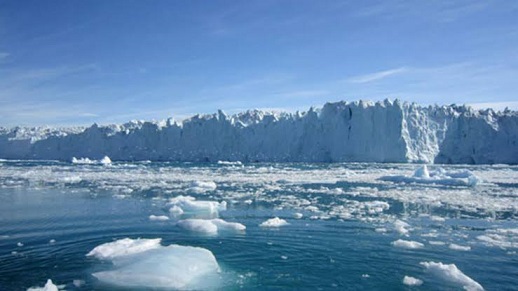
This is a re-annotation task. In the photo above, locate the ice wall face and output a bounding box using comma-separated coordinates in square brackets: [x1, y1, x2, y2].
[1, 100, 517, 164]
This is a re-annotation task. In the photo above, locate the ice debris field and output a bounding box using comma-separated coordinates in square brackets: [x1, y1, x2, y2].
[0, 159, 517, 290]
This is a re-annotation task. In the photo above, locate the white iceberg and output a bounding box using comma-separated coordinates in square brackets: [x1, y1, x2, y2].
[402, 276, 423, 286]
[167, 195, 226, 218]
[27, 279, 59, 291]
[149, 215, 169, 221]
[392, 239, 424, 249]
[177, 218, 245, 235]
[260, 217, 289, 228]
[380, 165, 481, 187]
[420, 261, 484, 291]
[88, 238, 221, 289]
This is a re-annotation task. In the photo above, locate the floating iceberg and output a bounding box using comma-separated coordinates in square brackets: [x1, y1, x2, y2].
[72, 156, 112, 165]
[392, 239, 424, 249]
[260, 217, 289, 228]
[149, 215, 169, 221]
[402, 276, 423, 286]
[420, 261, 484, 291]
[380, 165, 481, 187]
[27, 279, 59, 291]
[167, 196, 226, 218]
[88, 238, 221, 289]
[177, 218, 246, 235]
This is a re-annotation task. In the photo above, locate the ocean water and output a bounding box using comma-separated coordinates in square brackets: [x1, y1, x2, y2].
[0, 160, 517, 290]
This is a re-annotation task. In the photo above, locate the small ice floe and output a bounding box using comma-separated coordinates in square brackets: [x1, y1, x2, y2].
[72, 279, 85, 288]
[27, 279, 59, 291]
[217, 160, 243, 166]
[260, 217, 289, 228]
[87, 238, 221, 289]
[177, 218, 245, 235]
[449, 243, 471, 251]
[167, 195, 226, 218]
[430, 216, 446, 222]
[477, 228, 518, 249]
[49, 239, 56, 244]
[393, 220, 411, 236]
[420, 261, 484, 291]
[429, 241, 446, 246]
[403, 276, 423, 286]
[361, 274, 370, 278]
[17, 242, 24, 247]
[392, 239, 424, 249]
[149, 215, 169, 221]
[293, 213, 303, 219]
[189, 181, 217, 193]
[380, 165, 481, 187]
[71, 156, 112, 165]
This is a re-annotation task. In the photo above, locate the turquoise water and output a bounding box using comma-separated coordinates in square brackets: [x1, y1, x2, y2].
[0, 161, 517, 290]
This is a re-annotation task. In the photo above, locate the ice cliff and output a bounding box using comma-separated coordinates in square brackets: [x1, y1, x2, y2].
[1, 100, 517, 164]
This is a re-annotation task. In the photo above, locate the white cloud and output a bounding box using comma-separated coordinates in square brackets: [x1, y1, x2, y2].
[347, 67, 408, 84]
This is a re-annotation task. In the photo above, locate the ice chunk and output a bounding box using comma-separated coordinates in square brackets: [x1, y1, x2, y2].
[189, 180, 217, 193]
[260, 217, 289, 228]
[217, 161, 243, 166]
[100, 156, 112, 165]
[293, 213, 303, 219]
[86, 238, 162, 260]
[177, 218, 245, 235]
[449, 244, 471, 251]
[168, 195, 226, 218]
[392, 239, 424, 249]
[403, 276, 423, 286]
[380, 167, 481, 187]
[27, 279, 59, 291]
[149, 215, 169, 221]
[89, 239, 221, 289]
[394, 220, 410, 235]
[420, 261, 484, 291]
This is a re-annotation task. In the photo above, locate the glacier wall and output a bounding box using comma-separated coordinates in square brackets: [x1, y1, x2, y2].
[1, 100, 517, 164]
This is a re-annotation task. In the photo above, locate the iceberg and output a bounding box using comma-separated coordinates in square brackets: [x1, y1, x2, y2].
[420, 261, 484, 291]
[380, 165, 481, 187]
[167, 195, 227, 218]
[27, 279, 59, 291]
[177, 218, 246, 235]
[88, 238, 221, 289]
[1, 100, 516, 164]
[260, 217, 289, 228]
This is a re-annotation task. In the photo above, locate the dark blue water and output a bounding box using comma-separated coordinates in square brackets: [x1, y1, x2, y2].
[0, 161, 517, 290]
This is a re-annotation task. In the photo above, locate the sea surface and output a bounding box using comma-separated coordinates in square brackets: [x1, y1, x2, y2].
[0, 160, 517, 290]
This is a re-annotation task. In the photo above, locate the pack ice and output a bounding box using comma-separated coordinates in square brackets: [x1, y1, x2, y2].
[1, 99, 517, 164]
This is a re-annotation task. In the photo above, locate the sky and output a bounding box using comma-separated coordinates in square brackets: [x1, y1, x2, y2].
[1, 0, 518, 126]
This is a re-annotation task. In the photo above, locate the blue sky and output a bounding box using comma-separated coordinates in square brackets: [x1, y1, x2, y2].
[1, 0, 517, 126]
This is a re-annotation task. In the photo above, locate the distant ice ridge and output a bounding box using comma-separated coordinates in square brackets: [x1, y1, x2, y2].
[1, 99, 517, 164]
[87, 238, 221, 289]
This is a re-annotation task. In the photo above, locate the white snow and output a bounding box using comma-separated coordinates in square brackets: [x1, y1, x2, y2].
[88, 238, 221, 289]
[260, 217, 289, 228]
[72, 156, 112, 165]
[392, 239, 424, 249]
[420, 261, 484, 291]
[149, 215, 169, 221]
[403, 276, 423, 286]
[27, 279, 59, 291]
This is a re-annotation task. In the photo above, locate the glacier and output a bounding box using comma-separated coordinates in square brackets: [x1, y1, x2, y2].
[1, 99, 517, 164]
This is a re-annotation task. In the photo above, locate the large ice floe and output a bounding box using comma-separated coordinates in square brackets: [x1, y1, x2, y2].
[167, 195, 227, 219]
[420, 261, 484, 291]
[1, 99, 518, 164]
[87, 238, 221, 289]
[177, 218, 246, 235]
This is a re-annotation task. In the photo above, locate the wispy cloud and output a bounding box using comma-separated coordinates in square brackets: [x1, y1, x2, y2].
[0, 52, 9, 60]
[347, 67, 407, 84]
